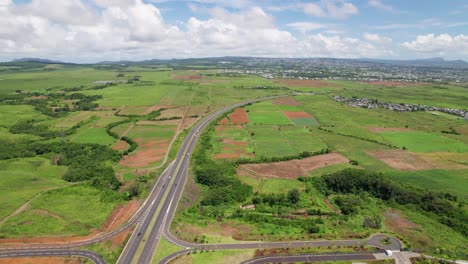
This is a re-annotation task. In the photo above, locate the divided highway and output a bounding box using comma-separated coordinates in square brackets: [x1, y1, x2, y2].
[0, 93, 403, 264]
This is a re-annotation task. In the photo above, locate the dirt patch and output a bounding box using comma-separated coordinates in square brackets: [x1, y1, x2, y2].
[274, 78, 334, 87]
[102, 200, 140, 247]
[362, 81, 427, 87]
[218, 117, 229, 125]
[272, 97, 301, 106]
[119, 139, 169, 168]
[283, 111, 313, 119]
[112, 140, 129, 151]
[172, 75, 202, 80]
[384, 209, 432, 248]
[238, 153, 349, 179]
[368, 127, 411, 133]
[367, 150, 435, 170]
[229, 108, 249, 124]
[0, 257, 82, 264]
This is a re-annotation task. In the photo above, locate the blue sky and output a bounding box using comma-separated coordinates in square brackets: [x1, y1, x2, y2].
[1, 0, 467, 62]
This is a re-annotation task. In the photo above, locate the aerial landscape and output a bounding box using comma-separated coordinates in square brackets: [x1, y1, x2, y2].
[0, 0, 467, 264]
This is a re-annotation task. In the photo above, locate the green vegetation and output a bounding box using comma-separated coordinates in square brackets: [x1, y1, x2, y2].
[152, 238, 183, 264]
[0, 157, 68, 220]
[246, 101, 291, 125]
[379, 131, 468, 152]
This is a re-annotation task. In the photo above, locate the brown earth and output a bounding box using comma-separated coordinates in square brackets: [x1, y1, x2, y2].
[238, 153, 349, 179]
[229, 108, 249, 124]
[283, 111, 313, 119]
[274, 79, 333, 87]
[172, 75, 202, 80]
[102, 200, 140, 246]
[119, 139, 169, 168]
[368, 127, 412, 133]
[367, 150, 434, 170]
[272, 97, 301, 106]
[112, 140, 129, 151]
[218, 117, 230, 125]
[0, 257, 82, 264]
[384, 209, 432, 248]
[363, 81, 427, 87]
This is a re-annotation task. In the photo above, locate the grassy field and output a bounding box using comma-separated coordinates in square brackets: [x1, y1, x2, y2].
[0, 157, 69, 220]
[172, 249, 255, 264]
[152, 238, 183, 264]
[379, 131, 468, 152]
[245, 101, 291, 125]
[0, 105, 49, 128]
[0, 185, 119, 237]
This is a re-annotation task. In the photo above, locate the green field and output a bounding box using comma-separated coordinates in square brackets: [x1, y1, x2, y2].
[0, 157, 69, 220]
[0, 185, 119, 237]
[379, 131, 468, 152]
[245, 101, 291, 125]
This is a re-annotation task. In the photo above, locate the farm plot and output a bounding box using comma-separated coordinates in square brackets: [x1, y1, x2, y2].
[367, 150, 434, 170]
[283, 111, 319, 126]
[238, 153, 349, 179]
[246, 125, 328, 159]
[119, 124, 176, 168]
[378, 131, 468, 153]
[245, 101, 291, 125]
[213, 125, 253, 160]
[69, 112, 125, 146]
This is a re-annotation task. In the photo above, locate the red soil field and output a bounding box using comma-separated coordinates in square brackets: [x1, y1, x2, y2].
[274, 79, 333, 87]
[238, 153, 349, 179]
[218, 117, 230, 125]
[112, 140, 129, 151]
[367, 150, 434, 170]
[229, 108, 249, 124]
[272, 97, 301, 106]
[283, 111, 313, 118]
[119, 139, 169, 168]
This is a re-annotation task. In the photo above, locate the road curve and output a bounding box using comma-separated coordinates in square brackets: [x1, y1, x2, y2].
[242, 253, 377, 264]
[118, 95, 287, 264]
[0, 249, 106, 264]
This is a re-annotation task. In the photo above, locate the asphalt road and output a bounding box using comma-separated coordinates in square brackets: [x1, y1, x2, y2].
[0, 249, 106, 264]
[242, 253, 377, 264]
[117, 95, 286, 264]
[0, 93, 405, 264]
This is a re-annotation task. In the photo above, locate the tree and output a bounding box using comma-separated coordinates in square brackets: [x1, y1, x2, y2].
[287, 189, 300, 204]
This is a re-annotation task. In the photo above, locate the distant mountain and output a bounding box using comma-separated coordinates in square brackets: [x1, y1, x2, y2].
[12, 58, 72, 64]
[357, 57, 468, 68]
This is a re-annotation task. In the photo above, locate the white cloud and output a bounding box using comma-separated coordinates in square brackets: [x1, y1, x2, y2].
[304, 0, 358, 19]
[363, 32, 392, 44]
[286, 22, 327, 33]
[402, 34, 468, 55]
[368, 0, 394, 12]
[9, 0, 465, 62]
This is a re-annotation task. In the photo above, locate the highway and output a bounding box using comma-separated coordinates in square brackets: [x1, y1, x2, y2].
[0, 93, 405, 264]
